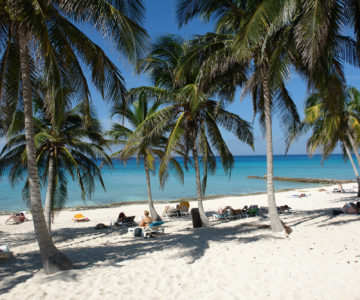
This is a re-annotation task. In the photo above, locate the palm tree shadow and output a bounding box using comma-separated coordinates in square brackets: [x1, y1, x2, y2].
[284, 206, 360, 228]
[0, 221, 278, 294]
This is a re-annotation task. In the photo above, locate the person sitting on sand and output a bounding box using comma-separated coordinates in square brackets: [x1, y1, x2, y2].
[139, 210, 153, 227]
[5, 212, 25, 224]
[117, 212, 126, 223]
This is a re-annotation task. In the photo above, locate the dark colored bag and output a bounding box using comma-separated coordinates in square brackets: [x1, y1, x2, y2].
[95, 223, 108, 229]
[134, 227, 143, 237]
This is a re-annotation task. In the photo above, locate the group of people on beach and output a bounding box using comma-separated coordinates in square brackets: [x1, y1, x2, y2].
[116, 210, 153, 228]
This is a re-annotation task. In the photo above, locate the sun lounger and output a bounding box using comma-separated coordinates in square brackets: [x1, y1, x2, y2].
[179, 201, 190, 216]
[143, 221, 165, 237]
[128, 221, 165, 238]
[212, 210, 243, 221]
[162, 206, 178, 218]
[115, 216, 137, 227]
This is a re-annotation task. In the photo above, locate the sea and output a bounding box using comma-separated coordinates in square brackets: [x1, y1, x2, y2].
[0, 154, 357, 212]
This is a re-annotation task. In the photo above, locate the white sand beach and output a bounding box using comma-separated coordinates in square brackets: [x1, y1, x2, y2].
[1, 183, 360, 300]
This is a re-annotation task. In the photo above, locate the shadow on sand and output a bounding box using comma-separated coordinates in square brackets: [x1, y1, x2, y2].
[1, 205, 359, 295]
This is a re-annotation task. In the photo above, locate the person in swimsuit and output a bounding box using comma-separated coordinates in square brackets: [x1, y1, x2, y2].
[139, 210, 153, 227]
[5, 212, 25, 224]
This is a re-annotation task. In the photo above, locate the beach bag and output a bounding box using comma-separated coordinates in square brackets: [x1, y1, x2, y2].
[134, 227, 143, 237]
[247, 208, 259, 217]
[95, 223, 108, 229]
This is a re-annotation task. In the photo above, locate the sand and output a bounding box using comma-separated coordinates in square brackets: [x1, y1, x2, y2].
[1, 183, 360, 300]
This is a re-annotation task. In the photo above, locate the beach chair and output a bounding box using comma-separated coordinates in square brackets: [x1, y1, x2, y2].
[213, 210, 241, 221]
[128, 221, 165, 238]
[115, 216, 137, 227]
[179, 201, 190, 216]
[163, 206, 178, 218]
[143, 221, 165, 237]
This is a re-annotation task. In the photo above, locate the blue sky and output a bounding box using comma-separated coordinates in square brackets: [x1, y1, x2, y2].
[3, 0, 356, 156]
[97, 0, 351, 155]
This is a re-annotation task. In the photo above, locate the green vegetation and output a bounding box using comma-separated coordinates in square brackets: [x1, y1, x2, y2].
[1, 0, 360, 273]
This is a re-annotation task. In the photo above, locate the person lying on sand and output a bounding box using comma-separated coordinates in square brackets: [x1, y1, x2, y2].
[218, 206, 233, 214]
[279, 205, 291, 213]
[342, 202, 360, 214]
[139, 210, 153, 227]
[5, 212, 25, 225]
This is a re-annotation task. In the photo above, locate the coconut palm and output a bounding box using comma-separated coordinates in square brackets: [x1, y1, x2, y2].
[0, 98, 111, 231]
[300, 82, 360, 196]
[107, 91, 184, 221]
[177, 0, 359, 81]
[0, 1, 147, 273]
[176, 1, 301, 233]
[131, 36, 254, 226]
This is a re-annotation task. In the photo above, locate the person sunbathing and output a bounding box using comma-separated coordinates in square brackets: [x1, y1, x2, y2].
[343, 202, 360, 214]
[218, 206, 233, 214]
[139, 210, 153, 227]
[5, 212, 25, 224]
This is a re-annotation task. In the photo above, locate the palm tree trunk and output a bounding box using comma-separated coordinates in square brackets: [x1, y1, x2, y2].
[192, 141, 210, 227]
[45, 151, 55, 232]
[263, 71, 284, 233]
[346, 130, 360, 196]
[19, 27, 73, 274]
[344, 142, 360, 197]
[144, 158, 161, 221]
[346, 130, 360, 165]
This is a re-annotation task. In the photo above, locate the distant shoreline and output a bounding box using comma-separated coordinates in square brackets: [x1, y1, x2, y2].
[0, 184, 333, 214]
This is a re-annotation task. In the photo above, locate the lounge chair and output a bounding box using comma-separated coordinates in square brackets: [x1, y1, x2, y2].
[128, 221, 165, 238]
[163, 206, 178, 218]
[143, 221, 165, 237]
[115, 216, 137, 227]
[179, 201, 190, 216]
[212, 210, 243, 221]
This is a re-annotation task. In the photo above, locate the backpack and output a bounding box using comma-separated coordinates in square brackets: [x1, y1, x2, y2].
[134, 227, 143, 237]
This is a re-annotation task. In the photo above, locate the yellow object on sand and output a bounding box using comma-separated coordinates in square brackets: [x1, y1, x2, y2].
[179, 201, 190, 209]
[73, 213, 89, 222]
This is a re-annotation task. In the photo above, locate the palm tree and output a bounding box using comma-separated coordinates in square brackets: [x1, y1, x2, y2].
[131, 36, 254, 226]
[300, 82, 360, 196]
[0, 0, 147, 273]
[0, 99, 111, 231]
[107, 91, 184, 221]
[176, 0, 301, 233]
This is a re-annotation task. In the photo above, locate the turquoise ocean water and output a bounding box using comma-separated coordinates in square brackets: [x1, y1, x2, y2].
[0, 154, 357, 212]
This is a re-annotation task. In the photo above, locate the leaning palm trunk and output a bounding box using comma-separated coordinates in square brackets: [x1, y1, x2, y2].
[346, 130, 360, 167]
[19, 27, 73, 274]
[344, 142, 360, 197]
[263, 73, 284, 233]
[346, 130, 360, 196]
[192, 141, 210, 227]
[144, 158, 161, 221]
[44, 152, 55, 232]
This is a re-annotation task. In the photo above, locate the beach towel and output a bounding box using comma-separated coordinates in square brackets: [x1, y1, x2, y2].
[73, 213, 90, 222]
[148, 221, 164, 227]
